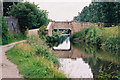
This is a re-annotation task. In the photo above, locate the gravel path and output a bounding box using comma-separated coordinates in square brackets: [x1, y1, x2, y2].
[0, 40, 26, 79]
[0, 29, 40, 79]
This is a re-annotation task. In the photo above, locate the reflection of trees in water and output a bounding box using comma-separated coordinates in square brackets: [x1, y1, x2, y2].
[83, 58, 120, 79]
[72, 43, 120, 79]
[48, 35, 68, 48]
[72, 43, 120, 64]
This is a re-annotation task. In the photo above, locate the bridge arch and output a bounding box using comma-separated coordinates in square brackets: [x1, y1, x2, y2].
[46, 20, 103, 36]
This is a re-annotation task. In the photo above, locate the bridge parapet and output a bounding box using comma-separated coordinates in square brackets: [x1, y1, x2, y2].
[46, 20, 103, 36]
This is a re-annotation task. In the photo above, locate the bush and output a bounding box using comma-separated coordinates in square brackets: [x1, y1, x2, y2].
[71, 26, 102, 45]
[45, 34, 60, 47]
[8, 32, 26, 43]
[46, 34, 60, 43]
[5, 35, 67, 78]
[71, 26, 120, 51]
[8, 2, 49, 34]
[0, 15, 26, 45]
[1, 16, 9, 45]
[103, 36, 120, 51]
[6, 41, 66, 78]
[38, 25, 46, 39]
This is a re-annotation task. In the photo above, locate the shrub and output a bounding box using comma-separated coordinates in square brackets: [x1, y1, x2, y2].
[6, 35, 66, 78]
[38, 25, 46, 38]
[103, 36, 120, 51]
[36, 47, 58, 64]
[1, 16, 9, 45]
[0, 15, 26, 45]
[71, 26, 120, 51]
[6, 40, 66, 78]
[46, 34, 60, 43]
[8, 2, 49, 34]
[71, 26, 102, 45]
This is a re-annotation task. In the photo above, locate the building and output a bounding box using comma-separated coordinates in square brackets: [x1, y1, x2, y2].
[0, 0, 23, 32]
[4, 16, 20, 32]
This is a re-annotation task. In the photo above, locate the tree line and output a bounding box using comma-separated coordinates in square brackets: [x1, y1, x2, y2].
[1, 2, 50, 45]
[74, 2, 120, 27]
[4, 2, 49, 34]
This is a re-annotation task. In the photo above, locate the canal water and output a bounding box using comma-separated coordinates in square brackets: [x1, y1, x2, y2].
[52, 36, 120, 78]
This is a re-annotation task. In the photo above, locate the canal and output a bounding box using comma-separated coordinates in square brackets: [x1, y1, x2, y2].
[52, 36, 120, 78]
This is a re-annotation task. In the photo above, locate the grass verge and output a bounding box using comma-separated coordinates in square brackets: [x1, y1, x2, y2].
[71, 26, 120, 51]
[6, 35, 66, 78]
[1, 32, 26, 45]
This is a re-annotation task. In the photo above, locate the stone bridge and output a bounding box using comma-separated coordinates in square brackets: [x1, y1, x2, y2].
[46, 20, 103, 36]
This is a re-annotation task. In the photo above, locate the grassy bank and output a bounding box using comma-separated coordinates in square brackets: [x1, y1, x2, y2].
[1, 15, 26, 45]
[6, 35, 66, 78]
[71, 26, 120, 51]
[2, 32, 26, 45]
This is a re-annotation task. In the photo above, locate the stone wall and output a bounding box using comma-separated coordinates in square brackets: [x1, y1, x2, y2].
[71, 21, 98, 32]
[46, 20, 103, 36]
[4, 16, 20, 33]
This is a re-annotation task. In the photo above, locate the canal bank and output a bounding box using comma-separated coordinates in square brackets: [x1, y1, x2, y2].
[5, 35, 66, 78]
[52, 35, 120, 79]
[4, 34, 120, 79]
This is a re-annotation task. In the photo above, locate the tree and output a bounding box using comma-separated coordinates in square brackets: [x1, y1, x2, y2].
[74, 2, 120, 27]
[8, 2, 49, 34]
[3, 2, 18, 16]
[74, 6, 89, 22]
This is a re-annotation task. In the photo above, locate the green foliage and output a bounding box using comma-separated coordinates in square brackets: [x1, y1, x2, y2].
[74, 2, 120, 27]
[103, 36, 120, 51]
[71, 26, 102, 46]
[7, 32, 26, 45]
[6, 35, 66, 78]
[24, 28, 29, 38]
[8, 2, 49, 34]
[98, 70, 120, 80]
[71, 26, 120, 51]
[36, 47, 58, 64]
[0, 15, 26, 45]
[46, 34, 60, 47]
[3, 2, 18, 16]
[46, 34, 60, 43]
[38, 25, 47, 39]
[72, 43, 120, 79]
[0, 15, 1, 45]
[45, 33, 68, 48]
[27, 35, 59, 65]
[1, 16, 9, 45]
[74, 6, 89, 22]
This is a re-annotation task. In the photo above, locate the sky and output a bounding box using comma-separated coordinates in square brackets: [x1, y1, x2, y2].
[25, 0, 92, 21]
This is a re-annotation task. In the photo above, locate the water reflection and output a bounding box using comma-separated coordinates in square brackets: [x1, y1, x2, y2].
[58, 58, 93, 78]
[53, 37, 70, 50]
[53, 37, 93, 78]
[52, 36, 120, 79]
[72, 43, 120, 79]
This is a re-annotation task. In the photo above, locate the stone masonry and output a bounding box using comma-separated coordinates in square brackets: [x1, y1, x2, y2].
[46, 20, 103, 36]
